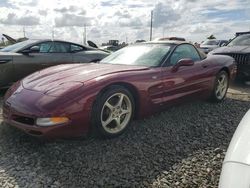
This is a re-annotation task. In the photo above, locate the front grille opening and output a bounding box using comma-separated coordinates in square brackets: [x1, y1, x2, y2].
[217, 53, 250, 65]
[12, 115, 35, 125]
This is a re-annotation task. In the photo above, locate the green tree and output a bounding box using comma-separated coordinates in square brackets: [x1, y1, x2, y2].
[207, 34, 216, 39]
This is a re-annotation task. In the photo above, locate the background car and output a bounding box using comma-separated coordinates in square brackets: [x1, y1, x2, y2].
[3, 40, 236, 139]
[0, 39, 109, 89]
[154, 37, 186, 42]
[219, 109, 250, 188]
[209, 34, 250, 81]
[199, 39, 228, 54]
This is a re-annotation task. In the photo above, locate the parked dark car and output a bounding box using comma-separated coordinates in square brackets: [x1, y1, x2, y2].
[3, 41, 236, 139]
[210, 34, 250, 80]
[0, 39, 109, 89]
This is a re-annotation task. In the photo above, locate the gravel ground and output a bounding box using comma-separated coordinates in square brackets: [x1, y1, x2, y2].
[0, 85, 250, 188]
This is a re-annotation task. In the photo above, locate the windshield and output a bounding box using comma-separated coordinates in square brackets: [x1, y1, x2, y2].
[0, 40, 36, 52]
[227, 35, 250, 46]
[202, 40, 220, 45]
[100, 44, 171, 67]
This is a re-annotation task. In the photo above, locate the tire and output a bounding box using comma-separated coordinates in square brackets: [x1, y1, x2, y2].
[210, 71, 229, 102]
[91, 85, 135, 138]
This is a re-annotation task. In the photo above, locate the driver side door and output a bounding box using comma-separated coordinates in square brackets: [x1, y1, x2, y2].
[161, 44, 208, 105]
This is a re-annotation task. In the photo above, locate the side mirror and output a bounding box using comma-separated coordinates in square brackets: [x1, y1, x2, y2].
[22, 46, 40, 54]
[172, 59, 194, 72]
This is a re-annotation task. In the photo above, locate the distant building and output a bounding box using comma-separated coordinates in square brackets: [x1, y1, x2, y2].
[108, 40, 119, 46]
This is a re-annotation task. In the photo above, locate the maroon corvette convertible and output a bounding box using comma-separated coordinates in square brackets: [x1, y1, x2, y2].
[3, 41, 236, 138]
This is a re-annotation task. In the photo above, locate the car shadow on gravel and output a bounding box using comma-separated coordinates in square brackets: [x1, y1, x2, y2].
[1, 97, 250, 187]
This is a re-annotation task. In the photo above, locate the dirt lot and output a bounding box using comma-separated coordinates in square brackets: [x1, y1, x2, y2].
[0, 83, 249, 188]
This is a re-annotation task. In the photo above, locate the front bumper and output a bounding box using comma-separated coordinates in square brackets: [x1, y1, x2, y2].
[3, 111, 72, 138]
[2, 85, 91, 138]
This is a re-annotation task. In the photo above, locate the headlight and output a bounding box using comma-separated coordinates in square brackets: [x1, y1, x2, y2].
[36, 117, 69, 126]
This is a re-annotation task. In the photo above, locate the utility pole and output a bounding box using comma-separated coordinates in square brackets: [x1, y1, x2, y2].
[83, 24, 87, 44]
[23, 26, 25, 37]
[150, 10, 153, 41]
[82, 31, 85, 45]
[52, 27, 54, 40]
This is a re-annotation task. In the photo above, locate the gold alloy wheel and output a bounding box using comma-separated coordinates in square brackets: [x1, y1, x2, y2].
[101, 93, 132, 134]
[215, 73, 228, 100]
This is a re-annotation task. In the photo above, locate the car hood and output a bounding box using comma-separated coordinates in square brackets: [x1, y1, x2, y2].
[223, 109, 250, 165]
[0, 51, 18, 57]
[200, 45, 218, 49]
[22, 63, 148, 93]
[211, 46, 250, 54]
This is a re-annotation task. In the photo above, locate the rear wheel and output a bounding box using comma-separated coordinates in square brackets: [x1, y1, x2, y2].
[210, 71, 229, 102]
[91, 85, 135, 138]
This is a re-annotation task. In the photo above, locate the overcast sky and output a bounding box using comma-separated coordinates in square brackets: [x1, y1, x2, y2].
[0, 0, 250, 45]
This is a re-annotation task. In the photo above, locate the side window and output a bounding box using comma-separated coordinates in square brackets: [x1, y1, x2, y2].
[36, 42, 53, 53]
[29, 42, 71, 53]
[169, 44, 201, 66]
[49, 42, 70, 53]
[70, 44, 84, 52]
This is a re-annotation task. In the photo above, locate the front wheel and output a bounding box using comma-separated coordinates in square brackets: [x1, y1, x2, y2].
[91, 85, 135, 138]
[210, 71, 229, 102]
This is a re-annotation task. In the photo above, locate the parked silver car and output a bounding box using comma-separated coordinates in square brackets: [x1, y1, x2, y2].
[199, 39, 228, 54]
[0, 39, 109, 89]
